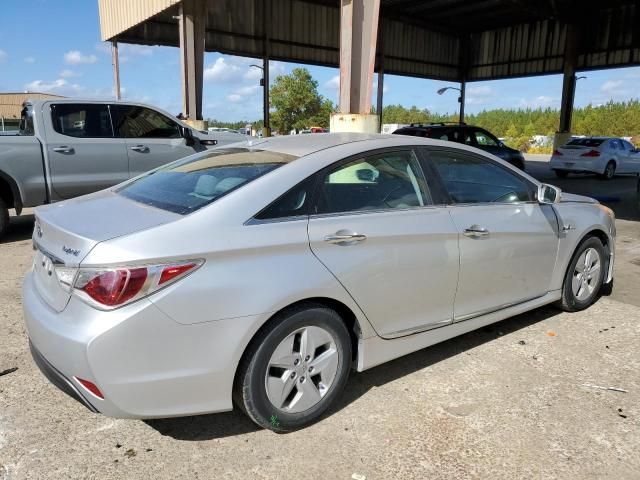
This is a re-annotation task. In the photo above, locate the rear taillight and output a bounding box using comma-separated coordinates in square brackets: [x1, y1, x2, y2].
[581, 149, 601, 157]
[72, 260, 203, 309]
[553, 149, 563, 156]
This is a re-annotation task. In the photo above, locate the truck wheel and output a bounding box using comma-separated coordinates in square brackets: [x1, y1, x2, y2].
[0, 198, 9, 241]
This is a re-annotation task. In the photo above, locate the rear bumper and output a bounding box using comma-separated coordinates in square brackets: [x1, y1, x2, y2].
[23, 270, 267, 419]
[29, 341, 98, 413]
[550, 157, 604, 174]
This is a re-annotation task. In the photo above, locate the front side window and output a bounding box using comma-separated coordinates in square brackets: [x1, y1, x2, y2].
[315, 150, 431, 215]
[51, 104, 113, 138]
[429, 150, 533, 204]
[473, 129, 499, 146]
[112, 105, 181, 139]
[622, 140, 636, 151]
[118, 148, 297, 214]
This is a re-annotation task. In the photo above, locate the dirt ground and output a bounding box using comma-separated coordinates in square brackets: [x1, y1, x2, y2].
[0, 158, 639, 479]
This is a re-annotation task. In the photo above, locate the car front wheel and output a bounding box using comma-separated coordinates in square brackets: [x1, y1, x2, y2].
[234, 304, 352, 432]
[558, 236, 606, 312]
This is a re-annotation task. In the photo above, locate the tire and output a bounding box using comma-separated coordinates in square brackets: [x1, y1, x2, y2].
[554, 169, 569, 178]
[557, 236, 606, 312]
[0, 198, 9, 241]
[599, 161, 616, 180]
[233, 303, 352, 432]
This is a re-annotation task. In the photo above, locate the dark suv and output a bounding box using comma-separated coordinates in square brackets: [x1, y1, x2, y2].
[393, 123, 525, 170]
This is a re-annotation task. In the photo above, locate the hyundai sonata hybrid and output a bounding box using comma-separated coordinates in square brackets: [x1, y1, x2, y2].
[24, 133, 615, 431]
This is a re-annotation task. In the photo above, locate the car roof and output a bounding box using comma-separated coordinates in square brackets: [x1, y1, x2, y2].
[239, 132, 394, 156]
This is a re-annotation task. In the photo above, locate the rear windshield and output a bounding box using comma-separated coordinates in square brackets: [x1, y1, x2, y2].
[117, 148, 297, 214]
[567, 138, 605, 147]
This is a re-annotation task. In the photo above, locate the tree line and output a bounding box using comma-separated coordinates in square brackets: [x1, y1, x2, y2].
[206, 68, 640, 151]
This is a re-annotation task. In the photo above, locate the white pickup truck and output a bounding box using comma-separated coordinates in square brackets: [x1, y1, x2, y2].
[0, 99, 246, 239]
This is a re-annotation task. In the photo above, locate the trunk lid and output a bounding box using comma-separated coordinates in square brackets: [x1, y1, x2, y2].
[556, 145, 596, 160]
[32, 190, 180, 312]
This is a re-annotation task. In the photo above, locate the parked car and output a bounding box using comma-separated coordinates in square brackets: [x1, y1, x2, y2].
[550, 137, 640, 179]
[393, 122, 526, 169]
[24, 133, 615, 431]
[0, 99, 243, 239]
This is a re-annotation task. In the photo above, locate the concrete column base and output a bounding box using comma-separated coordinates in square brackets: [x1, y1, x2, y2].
[184, 119, 207, 131]
[330, 113, 379, 133]
[553, 132, 573, 150]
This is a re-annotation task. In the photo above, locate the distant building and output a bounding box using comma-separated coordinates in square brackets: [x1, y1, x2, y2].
[0, 92, 66, 131]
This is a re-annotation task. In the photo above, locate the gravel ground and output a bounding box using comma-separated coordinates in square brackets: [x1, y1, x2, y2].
[1, 161, 639, 479]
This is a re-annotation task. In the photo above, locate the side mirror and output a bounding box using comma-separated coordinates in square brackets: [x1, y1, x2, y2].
[538, 183, 562, 204]
[181, 127, 195, 147]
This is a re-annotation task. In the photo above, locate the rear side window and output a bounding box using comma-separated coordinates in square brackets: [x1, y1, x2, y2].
[118, 148, 297, 214]
[429, 150, 532, 204]
[567, 138, 604, 147]
[315, 150, 431, 214]
[112, 105, 181, 139]
[51, 104, 113, 138]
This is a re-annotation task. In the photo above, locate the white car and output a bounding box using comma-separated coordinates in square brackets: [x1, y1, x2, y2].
[550, 137, 640, 179]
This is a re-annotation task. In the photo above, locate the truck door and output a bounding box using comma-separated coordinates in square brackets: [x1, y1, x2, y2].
[46, 103, 129, 199]
[110, 105, 195, 177]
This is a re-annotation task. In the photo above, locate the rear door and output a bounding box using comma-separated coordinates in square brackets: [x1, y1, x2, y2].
[307, 148, 460, 338]
[426, 147, 559, 320]
[111, 104, 195, 177]
[45, 103, 128, 199]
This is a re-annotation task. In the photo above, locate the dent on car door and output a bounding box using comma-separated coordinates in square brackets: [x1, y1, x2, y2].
[111, 105, 193, 177]
[46, 103, 128, 199]
[307, 148, 460, 338]
[426, 148, 560, 321]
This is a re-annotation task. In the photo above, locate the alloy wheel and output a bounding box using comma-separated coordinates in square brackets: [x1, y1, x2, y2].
[265, 326, 339, 414]
[572, 247, 601, 301]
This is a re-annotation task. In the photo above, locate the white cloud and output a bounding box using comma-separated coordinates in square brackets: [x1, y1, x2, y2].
[24, 78, 114, 98]
[467, 85, 492, 96]
[244, 66, 263, 81]
[226, 85, 260, 103]
[0, 49, 7, 62]
[59, 69, 80, 78]
[204, 57, 242, 83]
[601, 80, 623, 94]
[325, 75, 340, 90]
[24, 56, 36, 64]
[25, 79, 70, 92]
[64, 50, 97, 65]
[518, 95, 559, 109]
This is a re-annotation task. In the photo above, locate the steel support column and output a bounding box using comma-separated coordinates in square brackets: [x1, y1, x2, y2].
[559, 24, 579, 134]
[459, 80, 466, 124]
[332, 0, 381, 133]
[111, 41, 121, 100]
[263, 0, 271, 137]
[179, 0, 205, 123]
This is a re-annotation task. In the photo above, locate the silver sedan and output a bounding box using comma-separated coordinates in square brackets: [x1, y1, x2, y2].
[23, 133, 615, 431]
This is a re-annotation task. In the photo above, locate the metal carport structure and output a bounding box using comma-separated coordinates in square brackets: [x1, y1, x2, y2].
[98, 0, 640, 136]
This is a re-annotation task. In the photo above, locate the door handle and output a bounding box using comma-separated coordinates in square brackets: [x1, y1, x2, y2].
[463, 225, 490, 237]
[130, 145, 149, 153]
[324, 232, 367, 244]
[52, 146, 74, 154]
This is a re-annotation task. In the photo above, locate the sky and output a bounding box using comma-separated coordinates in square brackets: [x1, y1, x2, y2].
[1, 1, 639, 123]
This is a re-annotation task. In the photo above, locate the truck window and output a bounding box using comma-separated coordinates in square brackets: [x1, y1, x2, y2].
[111, 105, 181, 139]
[51, 104, 113, 138]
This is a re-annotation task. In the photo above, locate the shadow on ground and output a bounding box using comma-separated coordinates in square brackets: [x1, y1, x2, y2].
[2, 213, 35, 244]
[146, 305, 561, 440]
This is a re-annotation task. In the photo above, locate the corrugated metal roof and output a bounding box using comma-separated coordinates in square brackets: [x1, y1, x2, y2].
[98, 0, 180, 42]
[100, 0, 640, 82]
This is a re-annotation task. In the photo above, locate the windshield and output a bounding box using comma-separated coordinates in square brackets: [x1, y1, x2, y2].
[567, 138, 605, 147]
[118, 148, 298, 214]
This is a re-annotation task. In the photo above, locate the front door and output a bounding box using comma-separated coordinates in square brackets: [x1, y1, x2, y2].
[307, 149, 460, 338]
[111, 104, 195, 177]
[46, 103, 128, 199]
[426, 147, 560, 320]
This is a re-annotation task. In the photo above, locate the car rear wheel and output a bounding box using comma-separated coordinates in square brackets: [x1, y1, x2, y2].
[554, 170, 569, 178]
[0, 198, 9, 241]
[234, 304, 352, 432]
[599, 161, 616, 180]
[557, 237, 606, 312]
